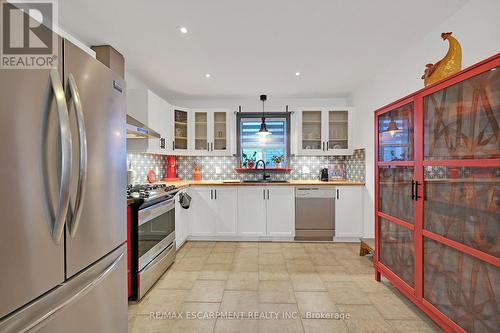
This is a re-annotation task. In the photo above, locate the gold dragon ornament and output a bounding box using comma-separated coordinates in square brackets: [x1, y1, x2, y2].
[422, 32, 462, 86]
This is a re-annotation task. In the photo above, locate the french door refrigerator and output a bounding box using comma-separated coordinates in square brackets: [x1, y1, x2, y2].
[0, 30, 127, 332]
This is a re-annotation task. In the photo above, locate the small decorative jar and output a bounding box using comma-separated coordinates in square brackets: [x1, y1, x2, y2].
[193, 164, 202, 181]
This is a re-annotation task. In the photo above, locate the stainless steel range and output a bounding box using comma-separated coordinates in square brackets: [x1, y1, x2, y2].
[128, 184, 178, 300]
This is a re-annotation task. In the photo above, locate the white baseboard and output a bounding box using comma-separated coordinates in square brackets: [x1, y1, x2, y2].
[333, 236, 361, 243]
[187, 235, 294, 242]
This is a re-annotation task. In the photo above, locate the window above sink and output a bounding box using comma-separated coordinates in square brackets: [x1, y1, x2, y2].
[236, 112, 291, 169]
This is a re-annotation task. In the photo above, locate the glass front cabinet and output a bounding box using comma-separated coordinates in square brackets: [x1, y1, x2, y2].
[375, 54, 499, 333]
[296, 108, 353, 155]
[189, 109, 231, 156]
[172, 108, 189, 152]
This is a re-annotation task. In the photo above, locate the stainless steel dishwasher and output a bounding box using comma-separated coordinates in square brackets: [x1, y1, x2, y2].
[295, 187, 335, 241]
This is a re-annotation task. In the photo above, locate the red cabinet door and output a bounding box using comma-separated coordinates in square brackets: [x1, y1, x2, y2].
[127, 206, 131, 298]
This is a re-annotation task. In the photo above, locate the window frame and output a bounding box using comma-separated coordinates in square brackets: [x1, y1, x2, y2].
[236, 112, 291, 167]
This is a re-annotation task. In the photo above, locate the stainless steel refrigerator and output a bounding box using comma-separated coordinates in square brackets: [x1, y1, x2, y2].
[0, 28, 127, 332]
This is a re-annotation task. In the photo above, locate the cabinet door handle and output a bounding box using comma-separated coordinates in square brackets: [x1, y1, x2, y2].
[207, 142, 209, 151]
[326, 141, 329, 150]
[267, 189, 270, 200]
[172, 141, 175, 150]
[414, 181, 421, 201]
[322, 142, 325, 151]
[263, 189, 266, 200]
[210, 189, 213, 200]
[211, 142, 213, 151]
[411, 180, 416, 200]
[336, 189, 339, 200]
[214, 189, 217, 200]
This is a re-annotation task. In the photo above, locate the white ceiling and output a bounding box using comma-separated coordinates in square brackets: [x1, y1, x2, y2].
[59, 0, 468, 100]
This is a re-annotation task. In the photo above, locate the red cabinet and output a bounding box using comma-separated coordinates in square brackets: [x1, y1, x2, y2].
[375, 54, 499, 333]
[127, 206, 131, 298]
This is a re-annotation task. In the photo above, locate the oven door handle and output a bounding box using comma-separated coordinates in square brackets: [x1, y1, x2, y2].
[139, 242, 175, 273]
[138, 198, 175, 226]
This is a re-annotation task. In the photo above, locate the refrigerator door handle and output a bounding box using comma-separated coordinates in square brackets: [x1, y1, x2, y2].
[47, 69, 72, 244]
[66, 73, 88, 237]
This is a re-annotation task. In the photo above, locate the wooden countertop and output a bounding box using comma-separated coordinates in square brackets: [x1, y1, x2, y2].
[155, 179, 365, 187]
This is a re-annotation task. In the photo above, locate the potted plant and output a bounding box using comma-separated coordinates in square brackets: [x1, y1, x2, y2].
[272, 155, 285, 168]
[242, 151, 257, 169]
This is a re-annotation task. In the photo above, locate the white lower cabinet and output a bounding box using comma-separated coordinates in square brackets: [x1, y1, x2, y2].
[237, 187, 294, 240]
[237, 187, 267, 237]
[334, 186, 363, 242]
[213, 188, 238, 235]
[189, 187, 237, 238]
[189, 187, 215, 237]
[182, 185, 362, 242]
[266, 187, 295, 238]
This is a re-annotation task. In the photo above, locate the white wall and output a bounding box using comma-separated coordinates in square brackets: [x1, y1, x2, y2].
[125, 72, 150, 90]
[350, 0, 500, 238]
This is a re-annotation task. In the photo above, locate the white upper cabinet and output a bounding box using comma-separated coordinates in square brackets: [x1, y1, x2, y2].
[295, 107, 353, 156]
[212, 110, 231, 155]
[327, 109, 352, 155]
[297, 109, 325, 155]
[127, 89, 172, 154]
[172, 107, 190, 154]
[192, 110, 209, 154]
[167, 108, 233, 156]
[190, 109, 232, 156]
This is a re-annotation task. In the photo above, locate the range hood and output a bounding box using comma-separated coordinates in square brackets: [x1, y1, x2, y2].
[126, 114, 161, 139]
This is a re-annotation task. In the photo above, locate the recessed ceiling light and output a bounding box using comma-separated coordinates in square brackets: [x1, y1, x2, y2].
[205, 73, 211, 78]
[295, 72, 301, 76]
[179, 26, 188, 34]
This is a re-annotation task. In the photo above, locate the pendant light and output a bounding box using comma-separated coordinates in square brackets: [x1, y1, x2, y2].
[257, 94, 271, 136]
[384, 118, 402, 137]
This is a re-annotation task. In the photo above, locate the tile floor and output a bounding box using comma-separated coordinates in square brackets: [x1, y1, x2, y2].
[128, 241, 443, 333]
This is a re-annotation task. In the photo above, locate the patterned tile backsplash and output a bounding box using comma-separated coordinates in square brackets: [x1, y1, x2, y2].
[127, 153, 167, 184]
[127, 149, 365, 184]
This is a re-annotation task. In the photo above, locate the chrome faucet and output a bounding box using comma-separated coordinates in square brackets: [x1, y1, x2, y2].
[255, 159, 270, 181]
